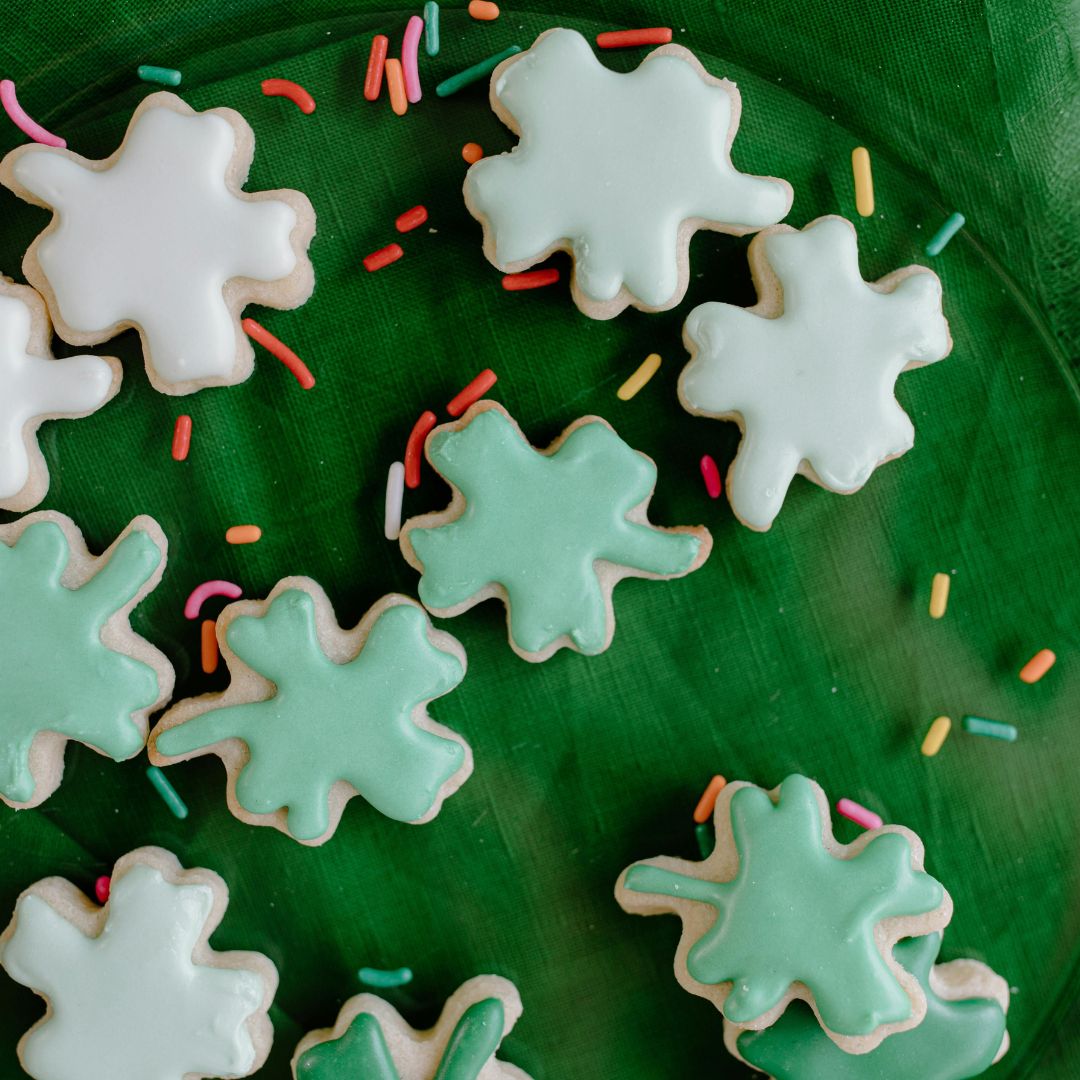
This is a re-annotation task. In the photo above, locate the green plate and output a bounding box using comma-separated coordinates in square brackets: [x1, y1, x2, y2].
[1, 1, 1077, 1076]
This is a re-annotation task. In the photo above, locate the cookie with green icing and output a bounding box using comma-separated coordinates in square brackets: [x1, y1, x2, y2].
[615, 774, 953, 1053]
[149, 581, 470, 845]
[399, 401, 712, 662]
[292, 975, 532, 1080]
[0, 511, 173, 810]
[729, 932, 1010, 1079]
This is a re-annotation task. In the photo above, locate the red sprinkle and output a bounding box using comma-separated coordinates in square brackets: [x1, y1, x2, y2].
[596, 28, 674, 48]
[241, 318, 316, 390]
[94, 876, 111, 904]
[364, 35, 389, 101]
[700, 454, 722, 499]
[447, 369, 498, 417]
[502, 268, 560, 291]
[395, 205, 429, 233]
[261, 78, 316, 114]
[405, 410, 438, 489]
[171, 415, 192, 461]
[364, 244, 404, 272]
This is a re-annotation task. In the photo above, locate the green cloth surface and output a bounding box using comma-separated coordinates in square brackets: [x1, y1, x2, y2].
[0, 1, 1077, 1076]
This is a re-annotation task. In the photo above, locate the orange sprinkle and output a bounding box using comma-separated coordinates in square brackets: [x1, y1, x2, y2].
[596, 28, 673, 48]
[225, 525, 262, 545]
[693, 775, 727, 824]
[364, 244, 404, 273]
[448, 369, 498, 417]
[1019, 648, 1056, 684]
[200, 619, 219, 674]
[502, 268, 560, 291]
[171, 415, 192, 461]
[461, 142, 484, 164]
[241, 318, 315, 390]
[468, 0, 500, 19]
[386, 58, 408, 115]
[364, 35, 389, 101]
[395, 205, 429, 233]
[405, 410, 437, 489]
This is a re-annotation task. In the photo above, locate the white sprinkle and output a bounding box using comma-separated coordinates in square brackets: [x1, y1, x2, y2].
[384, 461, 405, 540]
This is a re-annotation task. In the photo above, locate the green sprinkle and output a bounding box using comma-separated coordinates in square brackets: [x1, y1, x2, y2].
[436, 46, 522, 98]
[137, 65, 182, 87]
[146, 765, 189, 818]
[962, 715, 1017, 742]
[925, 211, 965, 256]
[358, 966, 413, 988]
[424, 1, 440, 56]
[695, 822, 713, 859]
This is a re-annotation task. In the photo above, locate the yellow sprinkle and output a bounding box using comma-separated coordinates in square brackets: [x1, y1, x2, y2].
[921, 716, 952, 757]
[929, 572, 950, 619]
[852, 146, 874, 217]
[617, 353, 662, 401]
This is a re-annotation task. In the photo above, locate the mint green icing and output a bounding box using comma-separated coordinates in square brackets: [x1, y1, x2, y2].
[624, 774, 946, 1036]
[155, 592, 465, 840]
[433, 998, 504, 1080]
[737, 934, 1007, 1080]
[0, 520, 162, 803]
[408, 407, 703, 656]
[296, 1013, 398, 1080]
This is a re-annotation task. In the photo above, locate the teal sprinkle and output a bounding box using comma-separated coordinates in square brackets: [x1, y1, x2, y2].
[137, 65, 182, 87]
[925, 212, 965, 256]
[436, 46, 522, 97]
[424, 1, 440, 56]
[358, 966, 413, 988]
[962, 715, 1017, 743]
[695, 822, 713, 859]
[146, 766, 189, 818]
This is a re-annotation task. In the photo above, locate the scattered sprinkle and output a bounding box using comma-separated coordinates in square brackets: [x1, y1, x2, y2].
[358, 966, 413, 988]
[242, 318, 315, 390]
[468, 0, 500, 19]
[962, 715, 1018, 742]
[436, 45, 522, 98]
[925, 212, 965, 256]
[692, 775, 727, 823]
[200, 619, 219, 674]
[171, 415, 192, 461]
[461, 141, 484, 164]
[146, 766, 189, 819]
[395, 205, 429, 233]
[405, 410, 438, 489]
[225, 525, 262, 545]
[364, 243, 404, 272]
[447, 368, 498, 417]
[502, 268, 560, 291]
[424, 2, 440, 56]
[695, 822, 713, 859]
[596, 28, 673, 49]
[1019, 648, 1056, 684]
[402, 15, 424, 104]
[617, 353, 661, 401]
[386, 58, 408, 115]
[184, 580, 243, 620]
[700, 455, 722, 499]
[364, 35, 390, 101]
[0, 79, 65, 147]
[137, 65, 181, 87]
[384, 461, 406, 540]
[851, 146, 874, 217]
[836, 797, 883, 831]
[260, 78, 316, 114]
[921, 715, 952, 757]
[94, 876, 111, 904]
[928, 572, 950, 619]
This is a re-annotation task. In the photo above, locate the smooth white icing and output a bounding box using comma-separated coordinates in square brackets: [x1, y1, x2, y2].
[465, 28, 791, 310]
[11, 103, 299, 387]
[1, 863, 267, 1080]
[680, 216, 950, 530]
[0, 291, 114, 503]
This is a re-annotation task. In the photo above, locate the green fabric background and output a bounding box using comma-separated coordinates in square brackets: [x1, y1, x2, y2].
[1, 1, 1078, 1076]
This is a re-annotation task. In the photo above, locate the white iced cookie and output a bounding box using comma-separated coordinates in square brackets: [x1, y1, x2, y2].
[0, 846, 278, 1080]
[464, 28, 792, 319]
[0, 279, 120, 512]
[679, 215, 952, 530]
[0, 92, 316, 396]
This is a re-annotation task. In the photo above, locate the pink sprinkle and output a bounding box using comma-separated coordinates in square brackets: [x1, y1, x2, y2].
[700, 454, 722, 499]
[836, 798, 883, 831]
[184, 580, 243, 620]
[0, 79, 66, 147]
[402, 16, 424, 104]
[94, 876, 111, 904]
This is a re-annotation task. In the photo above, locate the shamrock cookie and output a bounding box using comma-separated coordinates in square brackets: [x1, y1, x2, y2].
[464, 28, 792, 319]
[0, 512, 173, 809]
[150, 580, 470, 844]
[615, 774, 953, 1053]
[293, 975, 531, 1080]
[730, 933, 1009, 1079]
[0, 278, 120, 512]
[0, 92, 315, 395]
[399, 401, 712, 662]
[0, 846, 277, 1080]
[679, 215, 951, 530]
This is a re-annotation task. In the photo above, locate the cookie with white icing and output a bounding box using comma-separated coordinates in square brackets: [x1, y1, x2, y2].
[0, 92, 315, 396]
[0, 278, 120, 512]
[464, 28, 792, 319]
[679, 214, 952, 530]
[149, 580, 471, 845]
[0, 511, 174, 810]
[292, 975, 531, 1080]
[0, 846, 277, 1080]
